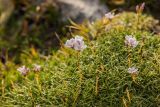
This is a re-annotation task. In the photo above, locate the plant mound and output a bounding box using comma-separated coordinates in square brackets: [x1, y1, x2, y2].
[1, 12, 160, 106]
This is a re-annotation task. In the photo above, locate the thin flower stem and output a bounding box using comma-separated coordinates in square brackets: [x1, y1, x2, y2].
[138, 37, 145, 64]
[127, 48, 131, 67]
[126, 87, 131, 103]
[28, 87, 35, 105]
[72, 52, 83, 107]
[131, 74, 139, 85]
[35, 73, 41, 92]
[76, 52, 80, 68]
[72, 73, 82, 103]
[90, 43, 100, 96]
[23, 76, 30, 83]
[136, 12, 140, 30]
[95, 71, 99, 96]
[10, 80, 15, 89]
[63, 81, 68, 106]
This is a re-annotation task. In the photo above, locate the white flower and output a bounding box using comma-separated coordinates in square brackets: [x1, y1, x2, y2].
[65, 36, 87, 51]
[33, 64, 41, 72]
[17, 65, 30, 76]
[65, 38, 75, 49]
[128, 67, 138, 74]
[125, 35, 139, 48]
[105, 12, 115, 19]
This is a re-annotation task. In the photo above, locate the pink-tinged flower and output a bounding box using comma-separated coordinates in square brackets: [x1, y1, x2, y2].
[105, 12, 115, 19]
[17, 66, 30, 76]
[128, 67, 138, 74]
[125, 35, 139, 48]
[65, 36, 87, 51]
[136, 2, 145, 13]
[33, 64, 41, 72]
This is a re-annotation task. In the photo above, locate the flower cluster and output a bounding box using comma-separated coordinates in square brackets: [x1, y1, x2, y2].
[65, 36, 87, 51]
[17, 64, 41, 76]
[136, 2, 145, 13]
[33, 64, 41, 72]
[105, 12, 115, 20]
[17, 66, 30, 76]
[125, 35, 139, 48]
[128, 67, 138, 74]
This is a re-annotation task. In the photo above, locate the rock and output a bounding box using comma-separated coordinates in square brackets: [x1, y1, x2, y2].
[57, 0, 109, 23]
[0, 0, 109, 26]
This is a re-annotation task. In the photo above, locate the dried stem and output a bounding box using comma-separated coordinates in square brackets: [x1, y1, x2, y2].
[122, 96, 128, 107]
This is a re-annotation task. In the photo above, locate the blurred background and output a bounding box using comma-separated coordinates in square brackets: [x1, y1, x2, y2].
[0, 0, 160, 63]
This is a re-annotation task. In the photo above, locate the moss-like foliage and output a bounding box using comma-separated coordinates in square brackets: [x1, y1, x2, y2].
[0, 12, 160, 106]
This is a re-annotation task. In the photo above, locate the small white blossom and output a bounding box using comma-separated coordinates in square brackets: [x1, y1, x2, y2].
[33, 64, 41, 72]
[105, 12, 115, 19]
[17, 65, 30, 76]
[65, 36, 87, 51]
[125, 35, 139, 48]
[128, 67, 138, 74]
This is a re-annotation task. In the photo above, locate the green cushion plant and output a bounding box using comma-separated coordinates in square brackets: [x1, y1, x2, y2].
[0, 12, 160, 107]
